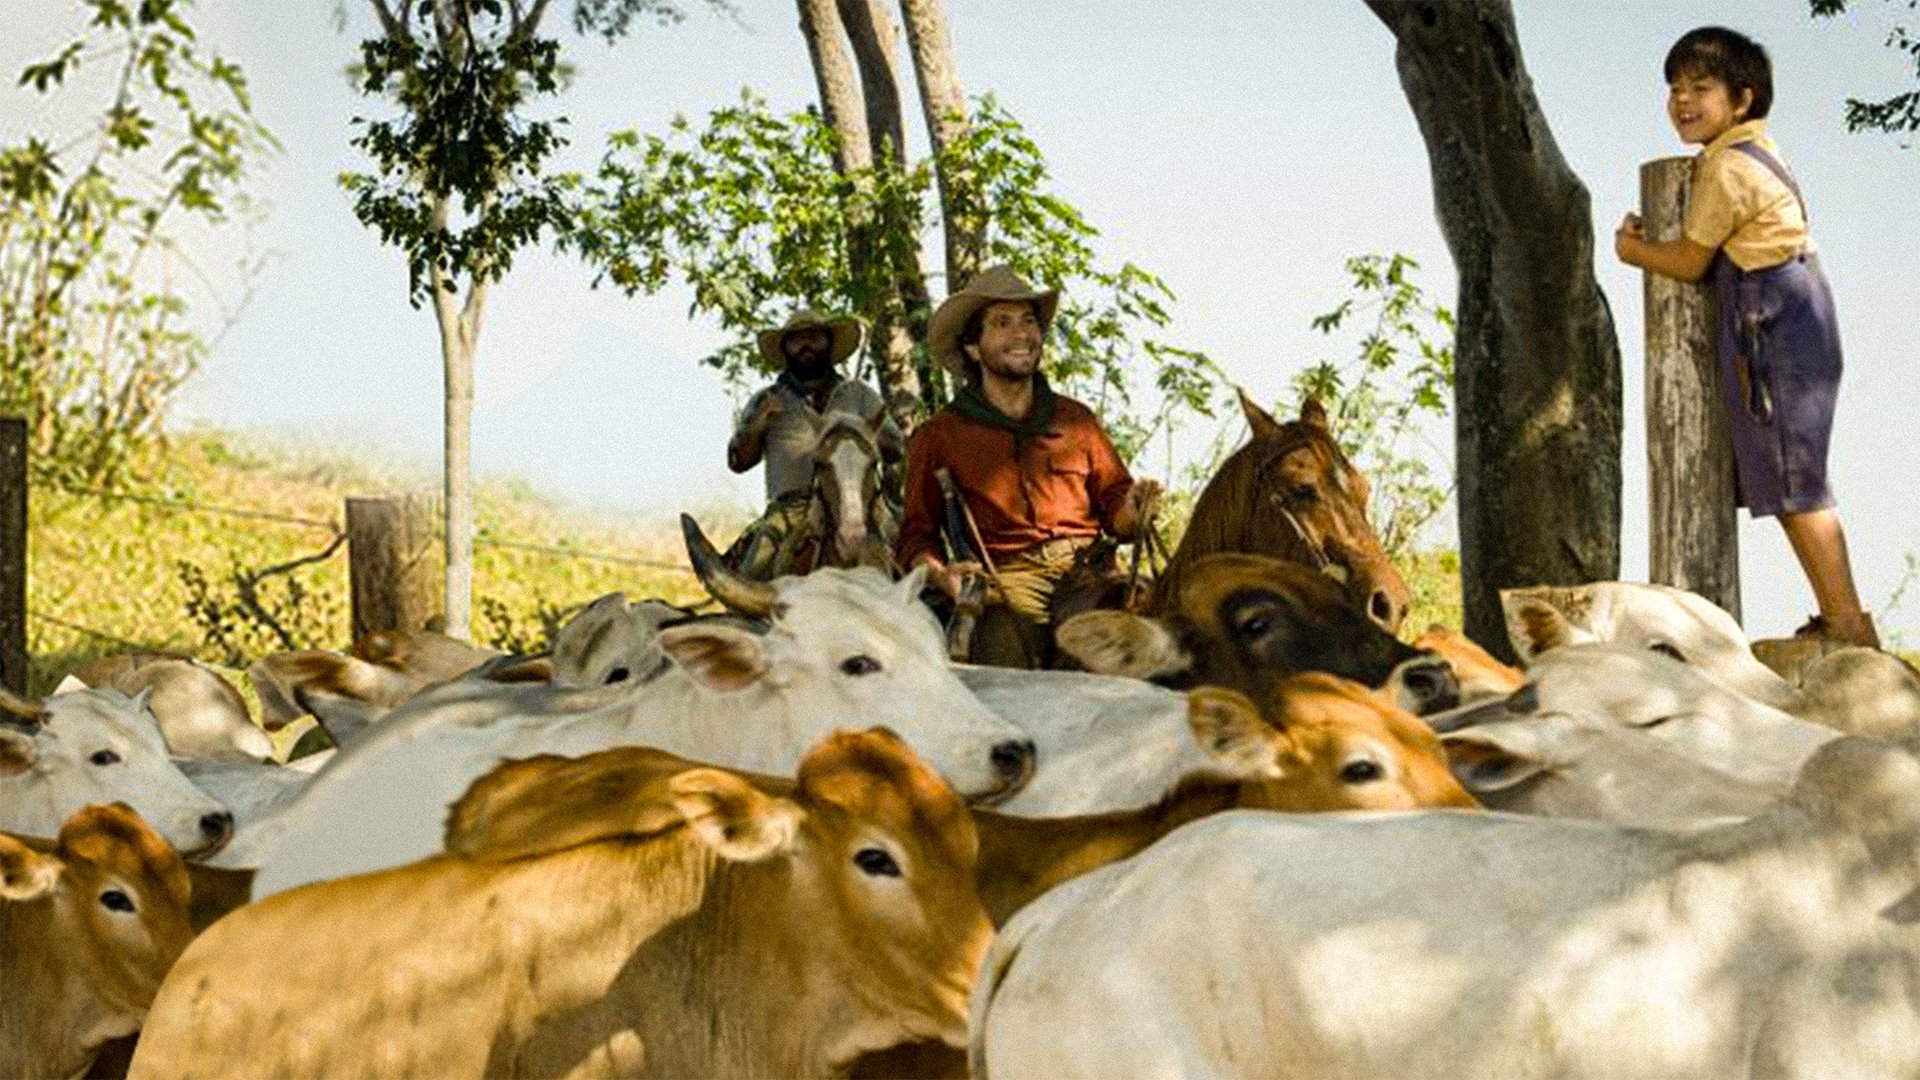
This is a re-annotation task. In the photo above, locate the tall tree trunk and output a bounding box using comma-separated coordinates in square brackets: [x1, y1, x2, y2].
[836, 0, 931, 418]
[1364, 0, 1622, 660]
[798, 0, 923, 416]
[429, 193, 485, 641]
[898, 0, 979, 293]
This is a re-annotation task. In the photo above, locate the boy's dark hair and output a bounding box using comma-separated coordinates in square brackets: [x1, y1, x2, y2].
[1664, 26, 1773, 120]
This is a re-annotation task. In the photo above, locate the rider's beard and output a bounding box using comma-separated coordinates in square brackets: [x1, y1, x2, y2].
[787, 347, 833, 382]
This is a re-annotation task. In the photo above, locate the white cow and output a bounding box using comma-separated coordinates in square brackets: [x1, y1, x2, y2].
[1429, 642, 1839, 805]
[1504, 583, 1920, 738]
[0, 687, 233, 857]
[245, 564, 1033, 894]
[974, 736, 1920, 1080]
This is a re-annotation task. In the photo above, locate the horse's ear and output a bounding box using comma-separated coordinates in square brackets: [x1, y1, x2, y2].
[1235, 386, 1285, 440]
[1299, 395, 1330, 430]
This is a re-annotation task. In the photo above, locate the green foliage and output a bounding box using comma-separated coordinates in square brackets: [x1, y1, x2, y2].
[339, 2, 575, 305]
[1291, 253, 1455, 560]
[1811, 0, 1920, 141]
[572, 92, 1221, 462]
[1, 0, 271, 487]
[177, 541, 347, 667]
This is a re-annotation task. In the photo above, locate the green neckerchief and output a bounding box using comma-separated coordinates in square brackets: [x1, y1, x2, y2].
[950, 374, 1058, 451]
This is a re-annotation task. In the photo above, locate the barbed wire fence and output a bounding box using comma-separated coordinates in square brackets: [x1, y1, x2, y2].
[21, 480, 704, 679]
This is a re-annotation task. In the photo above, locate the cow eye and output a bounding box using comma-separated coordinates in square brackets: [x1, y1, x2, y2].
[1340, 759, 1384, 784]
[1290, 485, 1319, 503]
[853, 847, 902, 878]
[840, 655, 882, 676]
[99, 889, 135, 914]
[89, 749, 121, 766]
[604, 667, 631, 685]
[1649, 642, 1687, 662]
[1234, 614, 1272, 638]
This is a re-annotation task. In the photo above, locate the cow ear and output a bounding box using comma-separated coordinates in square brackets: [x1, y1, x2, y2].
[658, 624, 770, 693]
[0, 835, 58, 902]
[1441, 722, 1558, 794]
[1056, 610, 1192, 681]
[52, 674, 88, 696]
[0, 727, 35, 776]
[895, 563, 930, 606]
[1502, 591, 1576, 662]
[1299, 394, 1330, 431]
[1187, 686, 1286, 777]
[670, 768, 801, 862]
[1235, 386, 1285, 441]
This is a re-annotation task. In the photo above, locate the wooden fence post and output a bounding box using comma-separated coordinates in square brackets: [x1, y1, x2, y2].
[346, 492, 441, 643]
[0, 418, 25, 694]
[1642, 157, 1741, 621]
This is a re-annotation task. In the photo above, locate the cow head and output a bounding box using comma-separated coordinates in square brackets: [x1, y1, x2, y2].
[1154, 391, 1410, 632]
[1057, 553, 1459, 716]
[547, 593, 693, 689]
[447, 729, 991, 1064]
[1187, 675, 1479, 811]
[680, 515, 1036, 803]
[1501, 582, 1797, 709]
[1, 804, 194, 1075]
[0, 689, 233, 859]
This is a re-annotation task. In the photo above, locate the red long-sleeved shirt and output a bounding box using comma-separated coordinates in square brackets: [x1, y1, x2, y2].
[895, 396, 1136, 569]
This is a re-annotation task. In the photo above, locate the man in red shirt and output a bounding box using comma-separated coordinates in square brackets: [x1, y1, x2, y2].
[897, 266, 1161, 665]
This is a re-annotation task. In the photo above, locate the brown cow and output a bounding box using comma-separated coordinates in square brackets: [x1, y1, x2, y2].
[851, 673, 1480, 1080]
[1058, 552, 1460, 715]
[974, 672, 1479, 924]
[129, 729, 992, 1080]
[0, 804, 194, 1080]
[1412, 624, 1529, 704]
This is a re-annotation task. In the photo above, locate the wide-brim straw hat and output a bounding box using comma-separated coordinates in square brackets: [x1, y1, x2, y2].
[757, 309, 863, 368]
[926, 265, 1060, 377]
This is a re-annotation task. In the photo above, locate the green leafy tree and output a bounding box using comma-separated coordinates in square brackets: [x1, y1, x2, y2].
[1811, 0, 1920, 142]
[1292, 253, 1455, 560]
[1, 0, 271, 487]
[339, 0, 726, 638]
[572, 92, 1219, 462]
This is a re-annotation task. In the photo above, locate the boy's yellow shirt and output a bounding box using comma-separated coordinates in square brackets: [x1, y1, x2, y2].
[1684, 119, 1813, 272]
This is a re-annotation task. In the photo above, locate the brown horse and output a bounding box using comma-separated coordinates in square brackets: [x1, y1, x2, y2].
[1054, 390, 1410, 634]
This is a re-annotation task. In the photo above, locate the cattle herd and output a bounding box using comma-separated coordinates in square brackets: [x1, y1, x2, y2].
[6, 527, 1920, 1077]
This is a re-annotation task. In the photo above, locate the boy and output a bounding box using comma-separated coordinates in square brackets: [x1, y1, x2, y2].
[1615, 25, 1877, 648]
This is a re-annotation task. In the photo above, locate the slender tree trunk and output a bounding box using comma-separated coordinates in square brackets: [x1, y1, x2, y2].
[429, 193, 485, 640]
[1364, 0, 1622, 660]
[835, 0, 930, 418]
[898, 0, 979, 292]
[797, 0, 872, 176]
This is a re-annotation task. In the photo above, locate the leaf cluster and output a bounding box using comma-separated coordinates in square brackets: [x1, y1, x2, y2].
[1291, 252, 1455, 559]
[340, 1, 577, 304]
[571, 92, 1220, 462]
[1812, 0, 1920, 141]
[2, 0, 273, 488]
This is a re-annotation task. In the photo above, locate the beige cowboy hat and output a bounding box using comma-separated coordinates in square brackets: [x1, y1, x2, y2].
[926, 265, 1061, 377]
[757, 308, 864, 368]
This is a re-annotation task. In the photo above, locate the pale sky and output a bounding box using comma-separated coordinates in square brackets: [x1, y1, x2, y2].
[7, 0, 1918, 641]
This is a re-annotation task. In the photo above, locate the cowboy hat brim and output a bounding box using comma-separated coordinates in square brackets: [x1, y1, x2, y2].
[927, 271, 1060, 378]
[758, 313, 863, 368]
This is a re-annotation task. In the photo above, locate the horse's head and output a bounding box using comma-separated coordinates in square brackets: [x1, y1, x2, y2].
[807, 410, 893, 572]
[1163, 390, 1410, 632]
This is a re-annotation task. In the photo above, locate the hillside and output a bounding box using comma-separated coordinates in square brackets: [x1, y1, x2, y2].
[26, 429, 725, 695]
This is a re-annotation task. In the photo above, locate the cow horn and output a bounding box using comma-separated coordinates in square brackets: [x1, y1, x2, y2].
[681, 513, 778, 618]
[0, 687, 46, 730]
